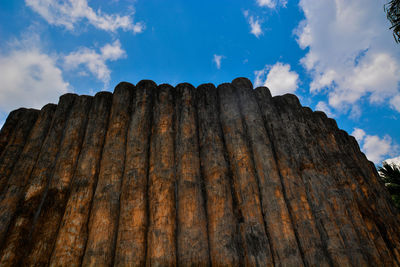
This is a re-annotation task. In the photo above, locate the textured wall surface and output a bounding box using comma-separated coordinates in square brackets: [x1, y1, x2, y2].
[0, 78, 399, 266]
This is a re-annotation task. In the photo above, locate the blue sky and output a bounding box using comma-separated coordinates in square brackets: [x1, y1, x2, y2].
[0, 0, 399, 165]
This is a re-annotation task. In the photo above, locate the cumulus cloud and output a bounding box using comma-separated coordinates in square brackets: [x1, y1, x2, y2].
[351, 128, 397, 164]
[213, 54, 224, 69]
[383, 155, 400, 166]
[315, 101, 334, 117]
[349, 105, 362, 120]
[64, 40, 126, 85]
[249, 16, 263, 38]
[390, 94, 400, 112]
[25, 0, 145, 33]
[254, 62, 299, 95]
[244, 11, 263, 38]
[0, 36, 69, 113]
[363, 135, 393, 164]
[352, 128, 366, 143]
[296, 0, 400, 115]
[256, 0, 287, 9]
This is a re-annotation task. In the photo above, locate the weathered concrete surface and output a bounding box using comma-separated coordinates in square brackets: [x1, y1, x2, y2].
[0, 108, 39, 195]
[232, 78, 304, 267]
[23, 95, 92, 266]
[218, 82, 274, 266]
[196, 84, 241, 266]
[82, 82, 133, 266]
[0, 93, 76, 266]
[0, 104, 56, 248]
[175, 83, 209, 266]
[256, 88, 333, 267]
[146, 84, 177, 267]
[0, 78, 399, 266]
[114, 80, 154, 267]
[49, 92, 112, 267]
[0, 109, 27, 156]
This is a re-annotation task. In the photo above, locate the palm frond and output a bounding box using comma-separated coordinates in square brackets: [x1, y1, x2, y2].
[379, 163, 400, 185]
[385, 0, 400, 43]
[378, 162, 400, 209]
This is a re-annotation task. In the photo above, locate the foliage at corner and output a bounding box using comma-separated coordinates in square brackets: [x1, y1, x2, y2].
[379, 163, 400, 209]
[385, 0, 400, 43]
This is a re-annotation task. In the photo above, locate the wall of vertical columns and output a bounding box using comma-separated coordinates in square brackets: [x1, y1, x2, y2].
[0, 78, 399, 266]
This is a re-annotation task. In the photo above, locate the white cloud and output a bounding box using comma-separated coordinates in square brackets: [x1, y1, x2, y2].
[244, 11, 263, 38]
[363, 135, 393, 164]
[256, 0, 287, 9]
[213, 54, 224, 69]
[100, 40, 126, 60]
[383, 155, 400, 166]
[296, 0, 400, 115]
[390, 94, 400, 112]
[315, 101, 334, 117]
[0, 37, 69, 113]
[352, 128, 366, 143]
[64, 40, 126, 85]
[25, 0, 145, 33]
[249, 16, 263, 38]
[349, 105, 362, 120]
[254, 62, 299, 95]
[351, 128, 397, 164]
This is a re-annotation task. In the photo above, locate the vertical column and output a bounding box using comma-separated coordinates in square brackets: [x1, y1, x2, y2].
[278, 103, 362, 266]
[146, 84, 176, 266]
[356, 145, 400, 262]
[349, 136, 400, 261]
[0, 108, 25, 155]
[217, 83, 273, 266]
[0, 109, 39, 194]
[49, 92, 112, 267]
[333, 126, 400, 264]
[255, 87, 332, 267]
[23, 95, 92, 266]
[232, 78, 304, 266]
[196, 83, 241, 266]
[0, 94, 76, 266]
[114, 80, 155, 266]
[271, 96, 352, 266]
[303, 111, 385, 266]
[82, 82, 134, 266]
[175, 83, 209, 266]
[0, 104, 56, 249]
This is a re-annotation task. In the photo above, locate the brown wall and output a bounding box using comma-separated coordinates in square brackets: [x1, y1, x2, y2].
[0, 78, 399, 266]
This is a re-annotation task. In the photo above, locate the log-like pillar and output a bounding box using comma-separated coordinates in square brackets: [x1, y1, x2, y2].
[300, 110, 383, 266]
[270, 95, 353, 266]
[196, 83, 241, 266]
[23, 95, 92, 266]
[255, 87, 332, 267]
[82, 82, 134, 266]
[0, 109, 26, 156]
[0, 109, 39, 194]
[218, 83, 274, 266]
[232, 78, 304, 267]
[331, 122, 400, 265]
[0, 104, 56, 249]
[49, 92, 112, 267]
[175, 83, 209, 266]
[114, 80, 155, 267]
[0, 94, 77, 266]
[348, 135, 400, 262]
[146, 84, 176, 266]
